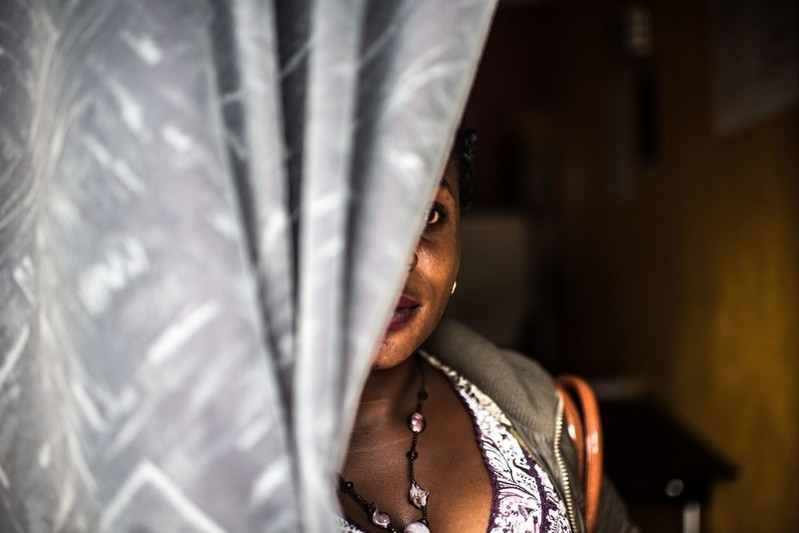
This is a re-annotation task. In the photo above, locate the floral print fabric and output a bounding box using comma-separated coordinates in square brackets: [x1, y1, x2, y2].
[338, 354, 572, 532]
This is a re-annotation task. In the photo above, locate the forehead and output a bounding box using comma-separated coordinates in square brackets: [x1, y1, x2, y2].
[439, 161, 459, 200]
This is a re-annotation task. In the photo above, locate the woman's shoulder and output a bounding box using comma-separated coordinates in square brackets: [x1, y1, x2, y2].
[423, 320, 555, 388]
[422, 320, 560, 438]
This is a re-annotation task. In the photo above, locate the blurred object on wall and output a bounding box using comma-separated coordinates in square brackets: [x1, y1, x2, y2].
[613, 2, 660, 204]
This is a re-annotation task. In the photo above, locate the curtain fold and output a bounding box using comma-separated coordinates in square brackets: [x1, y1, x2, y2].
[0, 1, 496, 531]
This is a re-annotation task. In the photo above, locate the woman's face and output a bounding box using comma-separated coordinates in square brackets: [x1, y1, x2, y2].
[373, 160, 461, 369]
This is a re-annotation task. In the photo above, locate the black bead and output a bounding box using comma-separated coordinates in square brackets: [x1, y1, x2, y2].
[407, 450, 418, 460]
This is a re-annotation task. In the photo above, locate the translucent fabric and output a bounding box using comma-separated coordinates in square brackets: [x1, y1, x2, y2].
[0, 0, 495, 531]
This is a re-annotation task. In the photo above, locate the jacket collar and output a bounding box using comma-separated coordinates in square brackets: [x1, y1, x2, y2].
[422, 319, 560, 442]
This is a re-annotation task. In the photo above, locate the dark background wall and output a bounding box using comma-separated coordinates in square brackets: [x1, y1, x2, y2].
[449, 0, 798, 531]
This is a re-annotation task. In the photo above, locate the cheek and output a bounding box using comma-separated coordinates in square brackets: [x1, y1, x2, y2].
[421, 238, 460, 299]
[444, 225, 461, 278]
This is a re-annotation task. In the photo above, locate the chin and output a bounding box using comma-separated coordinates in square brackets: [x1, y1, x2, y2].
[372, 337, 414, 370]
[372, 313, 435, 370]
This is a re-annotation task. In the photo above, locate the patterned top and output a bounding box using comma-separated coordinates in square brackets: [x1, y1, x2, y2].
[338, 354, 572, 533]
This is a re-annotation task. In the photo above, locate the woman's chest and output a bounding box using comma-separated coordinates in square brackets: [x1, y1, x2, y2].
[339, 359, 572, 533]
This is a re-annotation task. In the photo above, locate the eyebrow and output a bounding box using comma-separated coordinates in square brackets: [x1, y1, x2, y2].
[438, 179, 456, 201]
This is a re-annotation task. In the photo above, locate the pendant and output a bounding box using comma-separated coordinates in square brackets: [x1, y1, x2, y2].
[371, 505, 392, 529]
[409, 482, 429, 509]
[404, 522, 430, 533]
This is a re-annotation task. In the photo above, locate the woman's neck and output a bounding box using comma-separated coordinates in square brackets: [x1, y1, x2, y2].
[347, 354, 420, 453]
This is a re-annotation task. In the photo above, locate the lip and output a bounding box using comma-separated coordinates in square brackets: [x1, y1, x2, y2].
[387, 295, 420, 331]
[396, 295, 419, 309]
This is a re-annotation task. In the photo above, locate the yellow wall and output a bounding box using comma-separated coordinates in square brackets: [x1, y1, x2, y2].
[648, 69, 798, 533]
[663, 110, 798, 532]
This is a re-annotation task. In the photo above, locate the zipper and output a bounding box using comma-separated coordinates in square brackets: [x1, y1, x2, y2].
[508, 425, 549, 472]
[554, 394, 579, 532]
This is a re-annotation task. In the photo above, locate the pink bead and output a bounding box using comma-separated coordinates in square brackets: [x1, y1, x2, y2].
[371, 506, 392, 528]
[409, 412, 425, 433]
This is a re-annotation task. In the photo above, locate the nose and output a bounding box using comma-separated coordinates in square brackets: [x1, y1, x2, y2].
[408, 250, 419, 271]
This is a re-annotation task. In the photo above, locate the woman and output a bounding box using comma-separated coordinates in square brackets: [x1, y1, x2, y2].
[337, 132, 633, 533]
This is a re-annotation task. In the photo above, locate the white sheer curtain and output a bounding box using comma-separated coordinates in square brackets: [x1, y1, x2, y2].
[0, 0, 496, 531]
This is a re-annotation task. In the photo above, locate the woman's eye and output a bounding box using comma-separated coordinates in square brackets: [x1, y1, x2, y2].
[425, 205, 446, 226]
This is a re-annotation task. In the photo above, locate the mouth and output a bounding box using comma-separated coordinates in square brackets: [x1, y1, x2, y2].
[387, 295, 420, 331]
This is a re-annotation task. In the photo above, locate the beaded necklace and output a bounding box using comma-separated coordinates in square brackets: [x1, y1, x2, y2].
[338, 357, 431, 533]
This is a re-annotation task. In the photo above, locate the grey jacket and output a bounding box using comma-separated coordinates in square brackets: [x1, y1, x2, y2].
[424, 320, 635, 533]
